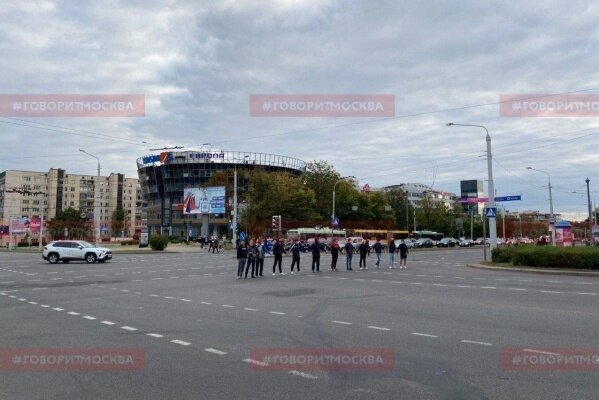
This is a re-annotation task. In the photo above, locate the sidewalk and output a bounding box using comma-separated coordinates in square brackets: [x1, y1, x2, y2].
[467, 263, 599, 277]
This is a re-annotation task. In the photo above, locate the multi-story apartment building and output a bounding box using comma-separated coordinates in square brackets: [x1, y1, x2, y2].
[384, 183, 457, 208]
[0, 168, 138, 243]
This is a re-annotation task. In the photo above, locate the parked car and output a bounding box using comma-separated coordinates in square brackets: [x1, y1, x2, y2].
[414, 238, 434, 248]
[436, 238, 457, 248]
[518, 237, 534, 244]
[42, 240, 112, 264]
[402, 239, 415, 248]
[458, 239, 475, 247]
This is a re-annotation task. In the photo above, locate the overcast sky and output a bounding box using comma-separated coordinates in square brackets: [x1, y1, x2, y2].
[1, 0, 598, 220]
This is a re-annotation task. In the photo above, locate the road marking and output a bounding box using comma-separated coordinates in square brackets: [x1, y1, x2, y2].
[180, 299, 192, 302]
[243, 358, 269, 367]
[456, 285, 473, 288]
[518, 279, 532, 282]
[523, 349, 561, 356]
[147, 333, 163, 338]
[83, 316, 96, 320]
[331, 320, 353, 325]
[288, 370, 318, 379]
[432, 284, 447, 287]
[200, 301, 212, 305]
[222, 304, 236, 308]
[270, 311, 286, 315]
[132, 279, 143, 282]
[540, 290, 562, 294]
[353, 278, 365, 281]
[415, 274, 426, 277]
[495, 278, 509, 281]
[40, 304, 50, 308]
[244, 307, 259, 311]
[150, 294, 159, 297]
[28, 301, 38, 305]
[121, 326, 137, 331]
[410, 282, 423, 285]
[134, 292, 142, 295]
[121, 290, 130, 292]
[574, 282, 592, 285]
[152, 277, 163, 280]
[546, 280, 562, 283]
[32, 287, 48, 291]
[412, 332, 438, 338]
[481, 286, 497, 289]
[367, 326, 390, 331]
[508, 288, 527, 291]
[461, 340, 492, 346]
[164, 296, 176, 299]
[434, 275, 446, 278]
[74, 276, 87, 279]
[67, 311, 80, 315]
[576, 292, 596, 296]
[171, 340, 191, 346]
[18, 298, 27, 301]
[100, 321, 115, 325]
[453, 276, 465, 279]
[204, 348, 227, 355]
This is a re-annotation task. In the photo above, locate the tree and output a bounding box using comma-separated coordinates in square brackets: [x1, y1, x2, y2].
[47, 207, 91, 240]
[111, 208, 125, 236]
[301, 161, 342, 221]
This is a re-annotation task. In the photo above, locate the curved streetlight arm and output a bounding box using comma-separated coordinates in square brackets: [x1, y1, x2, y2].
[331, 176, 355, 226]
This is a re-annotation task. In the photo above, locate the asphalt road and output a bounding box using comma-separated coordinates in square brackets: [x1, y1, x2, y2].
[1, 248, 598, 400]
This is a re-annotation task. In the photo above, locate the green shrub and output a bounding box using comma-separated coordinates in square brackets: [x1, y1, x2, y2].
[149, 235, 169, 251]
[493, 245, 599, 270]
[120, 240, 140, 246]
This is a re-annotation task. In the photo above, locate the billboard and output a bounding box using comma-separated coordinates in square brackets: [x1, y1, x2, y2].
[9, 217, 41, 233]
[183, 187, 226, 215]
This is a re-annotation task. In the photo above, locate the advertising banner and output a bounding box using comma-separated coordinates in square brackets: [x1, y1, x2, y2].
[183, 187, 226, 215]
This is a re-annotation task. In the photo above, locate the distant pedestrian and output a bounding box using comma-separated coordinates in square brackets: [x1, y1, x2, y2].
[398, 239, 409, 269]
[310, 238, 322, 273]
[344, 240, 354, 270]
[272, 238, 286, 275]
[388, 239, 396, 269]
[236, 240, 248, 279]
[212, 237, 219, 254]
[358, 240, 369, 270]
[372, 239, 384, 269]
[208, 238, 213, 252]
[289, 239, 302, 274]
[245, 239, 257, 278]
[199, 236, 205, 249]
[330, 239, 340, 271]
[256, 240, 266, 277]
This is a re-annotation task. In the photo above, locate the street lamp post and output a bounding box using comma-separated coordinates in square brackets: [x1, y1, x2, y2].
[447, 123, 497, 251]
[586, 178, 593, 242]
[526, 167, 555, 245]
[332, 176, 355, 228]
[232, 154, 249, 241]
[79, 149, 101, 246]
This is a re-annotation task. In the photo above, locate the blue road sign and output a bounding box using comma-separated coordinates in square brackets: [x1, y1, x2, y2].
[484, 207, 497, 218]
[494, 195, 521, 202]
[332, 217, 339, 227]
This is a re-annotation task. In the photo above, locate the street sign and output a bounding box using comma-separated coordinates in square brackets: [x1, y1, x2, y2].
[494, 195, 522, 202]
[458, 197, 489, 204]
[484, 207, 497, 218]
[332, 217, 339, 227]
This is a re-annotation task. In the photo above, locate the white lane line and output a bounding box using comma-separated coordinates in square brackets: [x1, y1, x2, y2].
[576, 292, 597, 296]
[74, 276, 87, 279]
[546, 280, 562, 283]
[171, 340, 192, 346]
[164, 296, 176, 299]
[412, 332, 439, 338]
[121, 290, 130, 292]
[147, 333, 163, 338]
[67, 311, 80, 315]
[480, 286, 497, 289]
[367, 326, 390, 331]
[52, 307, 64, 311]
[83, 316, 96, 320]
[152, 277, 163, 280]
[331, 320, 353, 325]
[540, 290, 562, 294]
[472, 278, 486, 281]
[134, 292, 142, 295]
[456, 285, 473, 288]
[518, 279, 532, 282]
[100, 321, 115, 325]
[28, 301, 38, 305]
[32, 288, 48, 291]
[180, 299, 192, 302]
[18, 298, 27, 301]
[243, 358, 269, 367]
[574, 282, 592, 285]
[410, 282, 423, 285]
[121, 326, 137, 331]
[495, 278, 509, 281]
[288, 370, 318, 380]
[353, 278, 365, 281]
[461, 340, 492, 346]
[523, 349, 561, 356]
[453, 276, 465, 279]
[40, 304, 50, 308]
[132, 279, 143, 282]
[149, 294, 159, 297]
[270, 311, 286, 315]
[434, 275, 446, 278]
[169, 277, 180, 279]
[222, 304, 236, 308]
[200, 301, 212, 305]
[508, 288, 527, 291]
[415, 274, 426, 277]
[204, 348, 227, 355]
[244, 307, 259, 311]
[432, 284, 447, 287]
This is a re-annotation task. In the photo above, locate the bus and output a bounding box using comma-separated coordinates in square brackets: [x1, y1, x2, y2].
[286, 227, 347, 241]
[350, 229, 410, 240]
[410, 230, 444, 241]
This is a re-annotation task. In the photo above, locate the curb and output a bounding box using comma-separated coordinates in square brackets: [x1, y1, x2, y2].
[467, 263, 599, 277]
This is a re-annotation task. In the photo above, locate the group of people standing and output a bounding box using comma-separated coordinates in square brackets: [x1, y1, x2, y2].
[235, 237, 409, 279]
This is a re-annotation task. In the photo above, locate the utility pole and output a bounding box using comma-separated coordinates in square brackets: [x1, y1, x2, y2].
[586, 178, 592, 242]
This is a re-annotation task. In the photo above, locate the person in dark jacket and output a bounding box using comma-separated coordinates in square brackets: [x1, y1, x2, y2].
[344, 240, 354, 270]
[236, 240, 248, 279]
[398, 239, 409, 269]
[245, 239, 257, 278]
[272, 238, 286, 275]
[388, 239, 396, 269]
[358, 240, 370, 270]
[330, 239, 340, 271]
[372, 239, 384, 269]
[289, 239, 302, 274]
[310, 238, 322, 273]
[255, 240, 266, 277]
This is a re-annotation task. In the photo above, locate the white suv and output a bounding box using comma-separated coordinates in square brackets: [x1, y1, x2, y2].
[42, 241, 112, 264]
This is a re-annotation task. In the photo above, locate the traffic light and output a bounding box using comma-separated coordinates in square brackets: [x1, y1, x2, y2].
[272, 215, 281, 230]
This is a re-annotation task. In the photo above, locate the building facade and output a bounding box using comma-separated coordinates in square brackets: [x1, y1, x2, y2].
[0, 169, 139, 244]
[136, 150, 307, 238]
[460, 179, 484, 216]
[385, 183, 457, 208]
